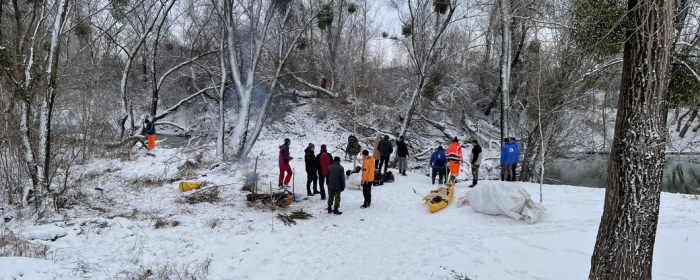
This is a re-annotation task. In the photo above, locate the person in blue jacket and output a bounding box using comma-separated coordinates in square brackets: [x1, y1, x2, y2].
[430, 146, 447, 185]
[500, 138, 511, 181]
[509, 137, 521, 181]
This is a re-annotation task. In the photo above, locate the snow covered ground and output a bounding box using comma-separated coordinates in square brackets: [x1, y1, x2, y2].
[1, 142, 699, 280]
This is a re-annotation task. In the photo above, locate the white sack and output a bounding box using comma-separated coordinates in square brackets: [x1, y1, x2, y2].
[465, 184, 546, 224]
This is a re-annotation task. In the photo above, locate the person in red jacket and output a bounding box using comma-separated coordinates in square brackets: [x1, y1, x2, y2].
[316, 144, 333, 200]
[278, 138, 293, 188]
[446, 137, 463, 183]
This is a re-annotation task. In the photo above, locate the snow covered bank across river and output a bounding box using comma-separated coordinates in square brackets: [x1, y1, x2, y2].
[1, 146, 699, 280]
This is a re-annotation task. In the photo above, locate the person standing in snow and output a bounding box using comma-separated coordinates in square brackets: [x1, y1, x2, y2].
[326, 157, 345, 215]
[509, 137, 521, 181]
[446, 137, 463, 184]
[279, 138, 294, 188]
[468, 140, 483, 188]
[500, 138, 510, 181]
[304, 143, 319, 196]
[430, 146, 447, 185]
[360, 150, 375, 208]
[316, 144, 333, 200]
[346, 135, 361, 161]
[372, 132, 382, 167]
[377, 135, 393, 174]
[144, 119, 156, 150]
[396, 136, 409, 176]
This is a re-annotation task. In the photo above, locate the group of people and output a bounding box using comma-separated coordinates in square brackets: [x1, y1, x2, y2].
[277, 134, 518, 215]
[428, 137, 482, 188]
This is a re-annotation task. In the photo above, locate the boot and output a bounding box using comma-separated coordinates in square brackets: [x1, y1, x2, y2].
[333, 207, 342, 215]
[313, 189, 321, 194]
[471, 179, 478, 188]
[361, 202, 367, 209]
[327, 205, 332, 214]
[307, 191, 314, 196]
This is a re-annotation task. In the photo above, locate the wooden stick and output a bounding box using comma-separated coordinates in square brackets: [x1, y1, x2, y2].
[253, 156, 259, 202]
[292, 168, 295, 198]
[270, 182, 274, 232]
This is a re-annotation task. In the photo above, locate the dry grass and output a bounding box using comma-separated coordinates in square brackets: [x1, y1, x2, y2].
[0, 226, 50, 259]
[121, 255, 213, 280]
[207, 219, 220, 229]
[154, 218, 169, 229]
[176, 187, 220, 205]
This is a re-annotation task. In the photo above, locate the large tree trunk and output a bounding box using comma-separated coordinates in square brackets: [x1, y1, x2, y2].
[589, 0, 675, 278]
[499, 0, 512, 141]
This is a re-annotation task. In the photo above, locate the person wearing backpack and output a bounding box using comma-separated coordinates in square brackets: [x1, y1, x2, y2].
[377, 135, 393, 174]
[430, 146, 447, 185]
[396, 136, 409, 176]
[316, 145, 333, 200]
[346, 135, 361, 165]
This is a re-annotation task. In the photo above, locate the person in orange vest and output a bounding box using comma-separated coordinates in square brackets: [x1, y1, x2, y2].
[446, 137, 463, 183]
[360, 150, 375, 208]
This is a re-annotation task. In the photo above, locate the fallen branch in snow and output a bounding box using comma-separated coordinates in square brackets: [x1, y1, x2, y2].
[104, 135, 146, 149]
[153, 86, 216, 121]
[291, 74, 340, 98]
[277, 213, 296, 226]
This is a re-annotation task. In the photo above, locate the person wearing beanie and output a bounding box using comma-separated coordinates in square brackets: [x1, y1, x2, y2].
[304, 143, 319, 196]
[377, 135, 393, 174]
[372, 132, 383, 167]
[278, 138, 293, 187]
[396, 136, 409, 176]
[326, 157, 345, 215]
[430, 146, 447, 185]
[446, 137, 463, 184]
[509, 137, 520, 181]
[360, 150, 375, 208]
[315, 144, 333, 200]
[468, 140, 482, 188]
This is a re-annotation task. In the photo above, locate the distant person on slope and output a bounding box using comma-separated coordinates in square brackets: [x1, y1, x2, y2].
[430, 146, 447, 185]
[509, 137, 521, 181]
[360, 150, 375, 208]
[326, 157, 346, 215]
[346, 135, 361, 163]
[446, 137, 463, 184]
[396, 136, 409, 176]
[378, 135, 393, 174]
[279, 138, 294, 188]
[316, 144, 333, 200]
[372, 132, 382, 167]
[500, 138, 510, 181]
[304, 143, 319, 196]
[468, 140, 483, 188]
[144, 119, 156, 150]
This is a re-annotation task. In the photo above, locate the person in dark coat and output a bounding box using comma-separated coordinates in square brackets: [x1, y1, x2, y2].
[468, 140, 483, 188]
[326, 157, 345, 215]
[144, 119, 156, 150]
[304, 143, 319, 196]
[396, 136, 409, 176]
[316, 144, 333, 200]
[430, 146, 447, 185]
[377, 135, 393, 174]
[278, 138, 293, 187]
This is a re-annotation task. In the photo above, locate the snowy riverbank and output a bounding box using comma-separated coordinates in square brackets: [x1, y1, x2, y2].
[1, 144, 698, 280]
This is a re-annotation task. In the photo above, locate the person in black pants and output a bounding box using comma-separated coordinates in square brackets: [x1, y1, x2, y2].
[377, 135, 393, 174]
[360, 150, 375, 208]
[304, 143, 319, 196]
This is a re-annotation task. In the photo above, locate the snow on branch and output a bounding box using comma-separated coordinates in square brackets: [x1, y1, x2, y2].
[577, 58, 624, 84]
[678, 60, 700, 83]
[155, 121, 188, 133]
[153, 86, 216, 121]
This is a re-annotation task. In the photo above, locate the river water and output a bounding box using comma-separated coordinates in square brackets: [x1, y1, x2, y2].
[546, 154, 700, 194]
